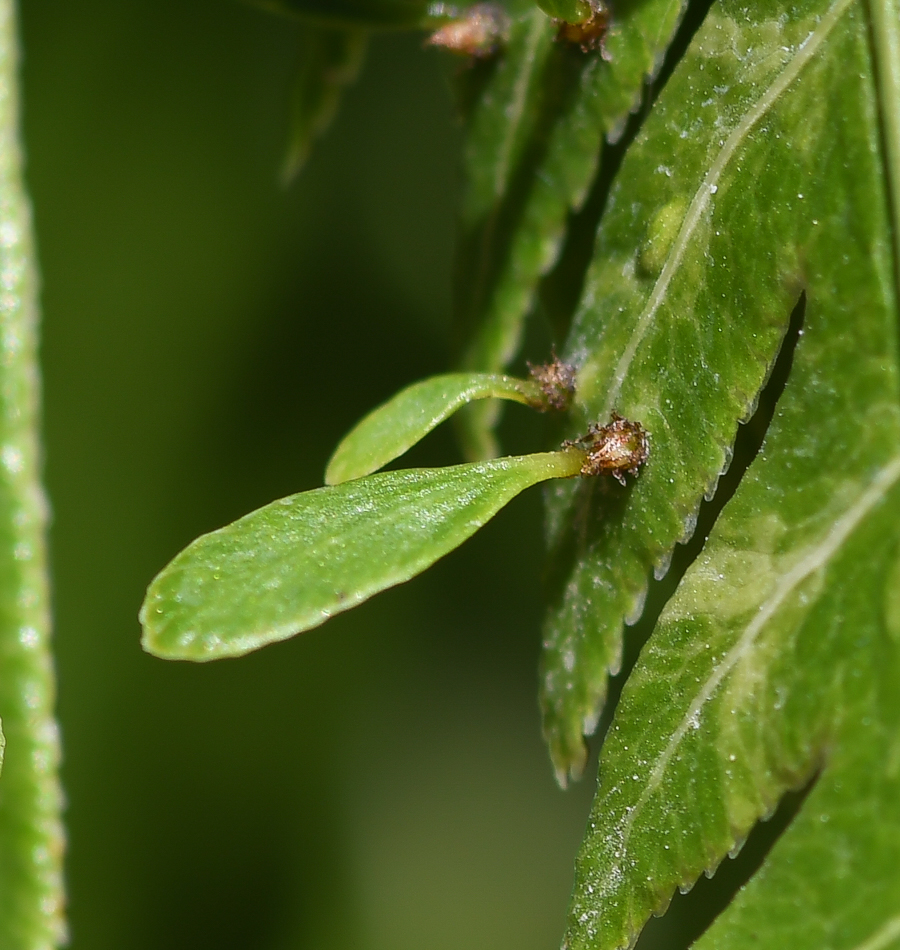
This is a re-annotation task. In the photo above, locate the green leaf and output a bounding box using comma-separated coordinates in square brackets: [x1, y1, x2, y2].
[247, 0, 446, 29]
[541, 0, 896, 784]
[325, 372, 544, 484]
[141, 450, 583, 662]
[567, 462, 900, 950]
[282, 26, 367, 183]
[551, 0, 900, 946]
[454, 0, 687, 457]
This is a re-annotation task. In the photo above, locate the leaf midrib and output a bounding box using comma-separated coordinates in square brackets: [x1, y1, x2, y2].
[852, 914, 900, 950]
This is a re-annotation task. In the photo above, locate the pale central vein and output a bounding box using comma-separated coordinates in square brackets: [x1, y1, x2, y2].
[851, 915, 900, 950]
[602, 0, 855, 416]
[493, 10, 545, 199]
[622, 454, 900, 852]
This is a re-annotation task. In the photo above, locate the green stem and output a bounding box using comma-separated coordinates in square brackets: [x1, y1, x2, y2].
[870, 0, 900, 292]
[0, 0, 66, 944]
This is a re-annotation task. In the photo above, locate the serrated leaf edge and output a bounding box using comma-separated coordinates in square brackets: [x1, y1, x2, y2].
[585, 456, 900, 921]
[588, 0, 855, 419]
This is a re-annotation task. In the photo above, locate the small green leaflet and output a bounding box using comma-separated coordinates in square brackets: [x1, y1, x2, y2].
[549, 0, 900, 947]
[141, 450, 583, 661]
[325, 372, 543, 485]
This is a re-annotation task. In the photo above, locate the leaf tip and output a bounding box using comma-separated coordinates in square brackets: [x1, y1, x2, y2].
[548, 730, 589, 789]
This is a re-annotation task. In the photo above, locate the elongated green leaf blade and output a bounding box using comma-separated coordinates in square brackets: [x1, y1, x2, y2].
[566, 228, 900, 949]
[542, 0, 887, 783]
[142, 450, 583, 661]
[559, 0, 900, 946]
[325, 372, 542, 485]
[282, 26, 367, 182]
[0, 1, 65, 942]
[454, 0, 688, 457]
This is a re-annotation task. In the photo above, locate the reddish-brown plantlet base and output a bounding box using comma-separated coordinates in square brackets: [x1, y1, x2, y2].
[426, 4, 509, 59]
[555, 1, 610, 54]
[564, 412, 648, 485]
[528, 355, 577, 411]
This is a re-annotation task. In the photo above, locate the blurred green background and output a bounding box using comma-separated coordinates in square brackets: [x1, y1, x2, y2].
[19, 0, 597, 946]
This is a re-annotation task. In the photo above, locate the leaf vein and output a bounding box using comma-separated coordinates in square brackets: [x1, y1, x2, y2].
[850, 915, 900, 950]
[493, 11, 546, 199]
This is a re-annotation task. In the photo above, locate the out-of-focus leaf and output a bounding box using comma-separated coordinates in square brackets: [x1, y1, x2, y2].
[550, 0, 900, 946]
[141, 450, 583, 662]
[248, 0, 448, 29]
[282, 26, 367, 182]
[540, 0, 894, 785]
[454, 0, 687, 458]
[325, 372, 543, 485]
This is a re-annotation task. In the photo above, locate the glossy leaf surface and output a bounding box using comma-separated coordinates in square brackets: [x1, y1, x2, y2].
[455, 0, 687, 457]
[142, 450, 583, 661]
[325, 372, 543, 484]
[551, 0, 900, 947]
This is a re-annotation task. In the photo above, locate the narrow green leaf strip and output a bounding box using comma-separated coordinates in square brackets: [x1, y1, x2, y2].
[324, 372, 543, 485]
[142, 450, 583, 662]
[0, 1, 66, 943]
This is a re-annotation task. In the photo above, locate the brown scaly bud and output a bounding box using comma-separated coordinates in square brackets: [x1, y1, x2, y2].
[527, 355, 577, 411]
[425, 4, 510, 59]
[564, 412, 648, 485]
[556, 1, 610, 54]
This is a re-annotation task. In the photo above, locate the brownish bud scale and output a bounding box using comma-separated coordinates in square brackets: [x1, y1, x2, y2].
[555, 1, 610, 53]
[564, 412, 648, 485]
[425, 3, 509, 58]
[527, 355, 577, 411]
